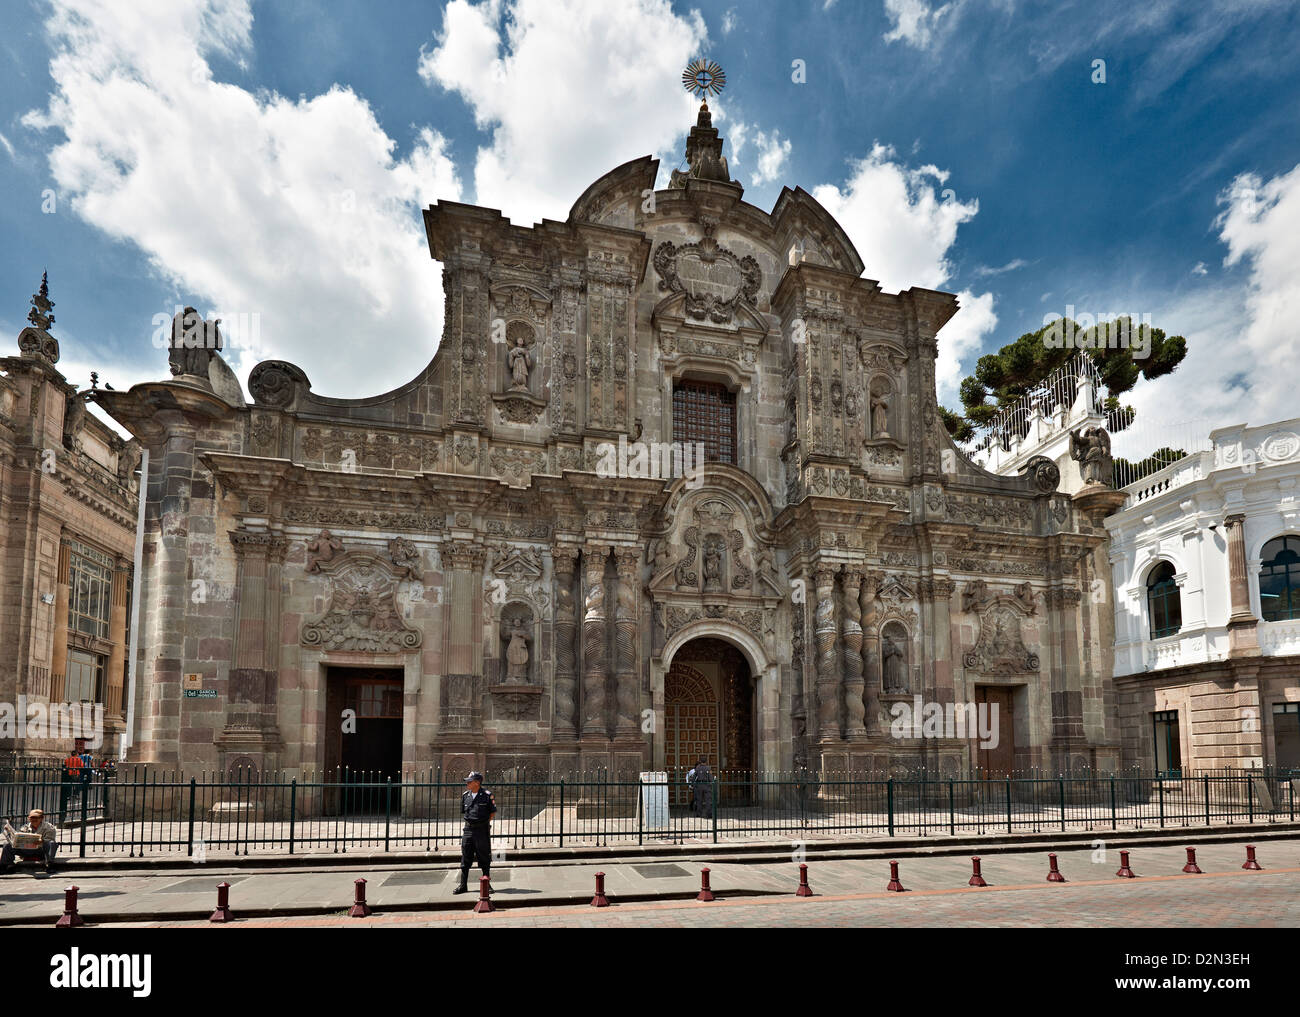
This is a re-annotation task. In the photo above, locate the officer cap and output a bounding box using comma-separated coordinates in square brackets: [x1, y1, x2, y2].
[464, 771, 484, 784]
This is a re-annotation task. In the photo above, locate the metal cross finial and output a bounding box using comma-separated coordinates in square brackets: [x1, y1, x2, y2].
[682, 59, 726, 101]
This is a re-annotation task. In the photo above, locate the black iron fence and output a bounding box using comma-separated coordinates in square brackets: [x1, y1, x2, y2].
[2, 764, 1298, 859]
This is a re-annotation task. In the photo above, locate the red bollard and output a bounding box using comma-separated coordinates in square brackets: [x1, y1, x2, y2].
[1182, 847, 1203, 874]
[349, 878, 372, 918]
[473, 875, 496, 913]
[886, 860, 906, 892]
[795, 863, 814, 897]
[1115, 850, 1137, 878]
[969, 856, 988, 887]
[1046, 853, 1067, 882]
[209, 881, 233, 923]
[55, 885, 84, 928]
[696, 867, 715, 902]
[1242, 845, 1263, 871]
[591, 871, 610, 908]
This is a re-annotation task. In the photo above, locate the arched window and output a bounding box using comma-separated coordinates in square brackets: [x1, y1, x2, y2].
[1260, 536, 1300, 622]
[1146, 561, 1181, 639]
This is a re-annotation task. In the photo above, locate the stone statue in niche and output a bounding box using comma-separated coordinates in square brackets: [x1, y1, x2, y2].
[505, 615, 532, 682]
[508, 331, 533, 391]
[702, 534, 724, 592]
[882, 626, 908, 693]
[870, 377, 892, 438]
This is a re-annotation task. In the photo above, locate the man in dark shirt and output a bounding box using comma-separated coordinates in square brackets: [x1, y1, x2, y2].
[453, 771, 496, 895]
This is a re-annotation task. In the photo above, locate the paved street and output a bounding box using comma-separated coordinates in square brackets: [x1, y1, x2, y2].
[3, 837, 1296, 927]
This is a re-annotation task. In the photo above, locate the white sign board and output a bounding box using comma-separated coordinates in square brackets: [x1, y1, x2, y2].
[638, 771, 669, 829]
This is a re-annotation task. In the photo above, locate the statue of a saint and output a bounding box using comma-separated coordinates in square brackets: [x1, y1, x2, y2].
[1070, 426, 1113, 486]
[882, 631, 907, 693]
[505, 616, 531, 682]
[507, 332, 533, 391]
[702, 536, 723, 592]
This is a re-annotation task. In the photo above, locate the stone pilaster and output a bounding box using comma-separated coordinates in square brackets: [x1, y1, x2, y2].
[552, 545, 580, 737]
[1046, 586, 1086, 747]
[441, 539, 487, 733]
[813, 566, 840, 740]
[613, 548, 641, 737]
[1225, 514, 1260, 657]
[581, 544, 610, 738]
[104, 562, 129, 717]
[49, 541, 70, 702]
[841, 567, 866, 737]
[860, 573, 881, 734]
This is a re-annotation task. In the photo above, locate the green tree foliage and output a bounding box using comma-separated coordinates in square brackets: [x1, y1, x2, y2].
[943, 316, 1187, 444]
[1113, 447, 1189, 486]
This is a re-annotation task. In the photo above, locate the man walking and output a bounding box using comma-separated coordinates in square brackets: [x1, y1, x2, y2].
[452, 771, 496, 895]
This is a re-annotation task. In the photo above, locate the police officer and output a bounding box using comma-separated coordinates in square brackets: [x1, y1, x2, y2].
[453, 771, 496, 894]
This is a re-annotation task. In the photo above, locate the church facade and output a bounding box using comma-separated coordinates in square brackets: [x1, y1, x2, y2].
[96, 105, 1125, 784]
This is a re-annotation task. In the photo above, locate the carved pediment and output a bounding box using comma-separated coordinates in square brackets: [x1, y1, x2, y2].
[653, 235, 761, 324]
[963, 602, 1039, 675]
[301, 549, 421, 653]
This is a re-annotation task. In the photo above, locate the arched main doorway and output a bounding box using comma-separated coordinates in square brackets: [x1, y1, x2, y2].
[665, 637, 754, 802]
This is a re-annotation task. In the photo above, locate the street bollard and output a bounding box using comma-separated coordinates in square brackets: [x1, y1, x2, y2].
[591, 872, 610, 908]
[1046, 853, 1067, 883]
[696, 867, 716, 902]
[886, 860, 906, 892]
[796, 863, 814, 897]
[1242, 845, 1263, 871]
[209, 881, 233, 923]
[55, 885, 84, 928]
[1182, 847, 1203, 874]
[473, 875, 495, 913]
[969, 856, 988, 887]
[349, 878, 372, 918]
[1115, 850, 1137, 878]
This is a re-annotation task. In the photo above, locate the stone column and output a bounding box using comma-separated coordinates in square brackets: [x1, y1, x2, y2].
[581, 544, 610, 738]
[813, 567, 840, 741]
[860, 574, 881, 734]
[49, 541, 71, 702]
[552, 546, 580, 738]
[104, 561, 129, 717]
[1224, 514, 1260, 657]
[440, 540, 487, 734]
[613, 548, 641, 737]
[841, 567, 867, 737]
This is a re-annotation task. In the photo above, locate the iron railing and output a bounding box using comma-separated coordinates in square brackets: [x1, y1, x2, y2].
[2, 766, 1297, 859]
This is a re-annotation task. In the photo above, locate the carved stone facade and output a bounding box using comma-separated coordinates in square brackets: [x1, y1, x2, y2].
[92, 107, 1123, 782]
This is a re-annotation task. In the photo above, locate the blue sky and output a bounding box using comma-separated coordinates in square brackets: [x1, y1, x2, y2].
[2, 0, 1298, 452]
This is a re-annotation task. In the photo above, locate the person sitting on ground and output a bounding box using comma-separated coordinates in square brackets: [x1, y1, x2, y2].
[1, 809, 59, 874]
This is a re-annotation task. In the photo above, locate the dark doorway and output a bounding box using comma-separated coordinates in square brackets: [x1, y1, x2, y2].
[665, 637, 754, 804]
[324, 667, 404, 815]
[975, 685, 1017, 776]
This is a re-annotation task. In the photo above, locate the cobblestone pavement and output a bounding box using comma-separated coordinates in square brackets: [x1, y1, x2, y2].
[3, 838, 1297, 927]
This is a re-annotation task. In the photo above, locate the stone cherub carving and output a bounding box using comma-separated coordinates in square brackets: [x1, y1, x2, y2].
[507, 331, 533, 391]
[505, 615, 531, 682]
[388, 537, 421, 580]
[1070, 426, 1113, 487]
[306, 529, 344, 573]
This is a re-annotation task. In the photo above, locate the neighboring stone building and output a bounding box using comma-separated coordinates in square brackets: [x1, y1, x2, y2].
[95, 103, 1126, 787]
[0, 274, 142, 760]
[1104, 417, 1300, 772]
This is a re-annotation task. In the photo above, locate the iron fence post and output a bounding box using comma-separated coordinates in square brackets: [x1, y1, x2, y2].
[1158, 777, 1165, 828]
[559, 779, 564, 848]
[289, 778, 297, 855]
[78, 774, 88, 858]
[385, 777, 392, 853]
[712, 776, 719, 844]
[1005, 777, 1012, 834]
[1204, 774, 1210, 826]
[1110, 775, 1117, 830]
[887, 778, 895, 837]
[1059, 777, 1066, 832]
[1247, 775, 1254, 823]
[638, 778, 644, 846]
[187, 777, 196, 857]
[948, 780, 955, 836]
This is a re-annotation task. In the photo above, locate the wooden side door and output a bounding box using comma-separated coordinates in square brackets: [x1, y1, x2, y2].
[975, 686, 1016, 776]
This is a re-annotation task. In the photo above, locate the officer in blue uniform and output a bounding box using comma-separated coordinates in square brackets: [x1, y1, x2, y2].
[453, 771, 496, 894]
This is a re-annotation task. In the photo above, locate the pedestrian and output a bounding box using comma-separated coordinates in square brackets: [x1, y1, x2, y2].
[691, 758, 714, 820]
[452, 771, 496, 895]
[1, 809, 59, 874]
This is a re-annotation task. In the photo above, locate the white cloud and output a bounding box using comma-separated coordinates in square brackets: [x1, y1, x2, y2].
[0, 130, 16, 160]
[811, 142, 995, 403]
[750, 129, 791, 186]
[721, 7, 737, 34]
[728, 121, 749, 165]
[419, 0, 706, 224]
[882, 0, 954, 51]
[1191, 261, 1209, 276]
[23, 0, 461, 397]
[971, 258, 1029, 278]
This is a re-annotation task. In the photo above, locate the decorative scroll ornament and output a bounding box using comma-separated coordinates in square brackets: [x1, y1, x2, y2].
[302, 551, 422, 653]
[653, 235, 761, 323]
[963, 602, 1039, 675]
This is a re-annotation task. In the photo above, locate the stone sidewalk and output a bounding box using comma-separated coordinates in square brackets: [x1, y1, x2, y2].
[2, 836, 1295, 926]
